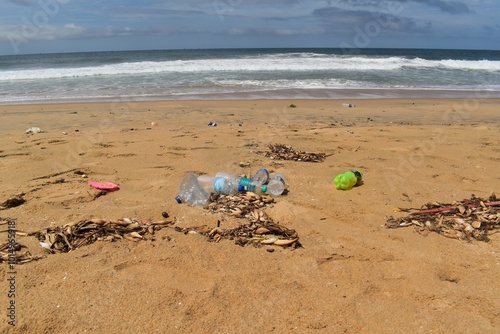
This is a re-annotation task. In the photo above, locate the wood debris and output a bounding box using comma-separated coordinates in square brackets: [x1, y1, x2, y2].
[175, 192, 302, 248]
[32, 218, 175, 253]
[258, 143, 327, 162]
[386, 194, 500, 242]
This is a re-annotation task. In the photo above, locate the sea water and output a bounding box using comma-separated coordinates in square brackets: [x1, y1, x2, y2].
[1, 48, 499, 104]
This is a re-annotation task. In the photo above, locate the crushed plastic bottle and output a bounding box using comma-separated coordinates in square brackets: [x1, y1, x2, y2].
[267, 173, 286, 196]
[197, 175, 239, 195]
[252, 168, 270, 184]
[175, 173, 210, 206]
[334, 170, 363, 190]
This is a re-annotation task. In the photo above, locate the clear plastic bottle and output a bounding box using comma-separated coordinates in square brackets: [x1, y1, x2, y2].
[252, 168, 270, 184]
[175, 173, 210, 206]
[241, 180, 268, 194]
[267, 173, 286, 196]
[197, 175, 239, 195]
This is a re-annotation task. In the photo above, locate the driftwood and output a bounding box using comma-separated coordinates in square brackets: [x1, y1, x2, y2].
[258, 143, 327, 162]
[386, 194, 500, 241]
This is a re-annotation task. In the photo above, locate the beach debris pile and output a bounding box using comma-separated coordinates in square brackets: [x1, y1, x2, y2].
[175, 192, 301, 249]
[386, 193, 500, 242]
[205, 192, 274, 218]
[0, 217, 44, 264]
[258, 143, 326, 162]
[33, 218, 174, 253]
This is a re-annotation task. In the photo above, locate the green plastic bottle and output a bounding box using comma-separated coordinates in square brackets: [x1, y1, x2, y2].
[334, 170, 363, 190]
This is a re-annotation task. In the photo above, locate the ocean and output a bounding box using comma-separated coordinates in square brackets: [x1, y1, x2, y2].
[1, 48, 500, 104]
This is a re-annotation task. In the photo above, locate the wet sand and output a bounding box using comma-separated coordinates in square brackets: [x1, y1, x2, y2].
[1, 98, 499, 333]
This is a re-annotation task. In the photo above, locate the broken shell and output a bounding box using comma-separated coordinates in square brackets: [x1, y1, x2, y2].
[89, 219, 107, 225]
[472, 221, 481, 229]
[274, 238, 298, 246]
[123, 217, 133, 224]
[129, 232, 143, 239]
[124, 235, 139, 242]
[261, 237, 277, 244]
[127, 222, 141, 229]
[464, 224, 474, 232]
[255, 227, 270, 235]
[231, 208, 243, 217]
[40, 242, 52, 250]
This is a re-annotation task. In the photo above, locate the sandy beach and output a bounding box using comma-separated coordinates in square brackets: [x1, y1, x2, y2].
[1, 98, 499, 333]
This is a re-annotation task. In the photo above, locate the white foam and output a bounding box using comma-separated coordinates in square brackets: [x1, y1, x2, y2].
[2, 54, 499, 82]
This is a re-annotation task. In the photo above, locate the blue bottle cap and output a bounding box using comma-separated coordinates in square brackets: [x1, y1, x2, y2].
[238, 184, 245, 192]
[175, 196, 183, 204]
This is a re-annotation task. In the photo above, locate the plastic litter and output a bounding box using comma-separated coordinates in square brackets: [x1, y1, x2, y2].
[88, 181, 120, 191]
[175, 173, 210, 206]
[26, 127, 43, 134]
[267, 173, 286, 196]
[334, 170, 363, 190]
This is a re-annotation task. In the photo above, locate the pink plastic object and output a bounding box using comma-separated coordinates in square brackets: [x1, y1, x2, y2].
[88, 181, 119, 191]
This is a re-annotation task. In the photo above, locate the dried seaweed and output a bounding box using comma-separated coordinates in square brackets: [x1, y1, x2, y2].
[0, 217, 44, 264]
[32, 218, 175, 253]
[258, 143, 327, 162]
[0, 242, 45, 264]
[0, 195, 25, 210]
[175, 192, 302, 248]
[386, 194, 500, 242]
[205, 192, 275, 219]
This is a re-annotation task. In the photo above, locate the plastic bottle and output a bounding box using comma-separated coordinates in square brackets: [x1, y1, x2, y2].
[214, 170, 270, 194]
[252, 168, 270, 184]
[197, 175, 239, 195]
[334, 169, 363, 190]
[215, 172, 252, 193]
[267, 173, 286, 196]
[241, 180, 268, 194]
[175, 173, 210, 206]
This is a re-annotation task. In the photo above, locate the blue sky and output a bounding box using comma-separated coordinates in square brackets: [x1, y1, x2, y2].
[0, 0, 499, 55]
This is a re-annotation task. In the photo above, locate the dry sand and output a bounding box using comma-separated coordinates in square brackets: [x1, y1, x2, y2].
[0, 98, 499, 333]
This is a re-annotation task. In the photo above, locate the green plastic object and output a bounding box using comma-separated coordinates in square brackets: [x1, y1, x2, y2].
[334, 170, 363, 190]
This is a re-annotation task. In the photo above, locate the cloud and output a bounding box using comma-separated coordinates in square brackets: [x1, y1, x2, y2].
[313, 6, 432, 34]
[337, 0, 474, 15]
[0, 23, 87, 42]
[6, 0, 35, 6]
[412, 0, 473, 14]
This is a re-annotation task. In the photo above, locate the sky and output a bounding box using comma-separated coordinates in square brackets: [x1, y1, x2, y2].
[0, 0, 499, 55]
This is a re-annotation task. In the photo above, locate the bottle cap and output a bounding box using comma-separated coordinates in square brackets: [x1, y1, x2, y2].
[175, 196, 182, 204]
[351, 170, 363, 186]
[238, 184, 245, 192]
